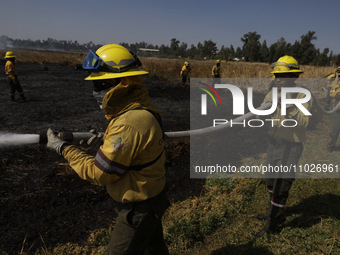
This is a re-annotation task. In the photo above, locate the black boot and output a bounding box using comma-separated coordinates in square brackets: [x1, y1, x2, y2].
[256, 217, 279, 237]
[256, 214, 269, 221]
[20, 94, 26, 102]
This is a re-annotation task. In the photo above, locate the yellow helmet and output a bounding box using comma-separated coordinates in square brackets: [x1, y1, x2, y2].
[185, 61, 190, 66]
[271, 55, 303, 74]
[83, 44, 148, 80]
[216, 59, 220, 63]
[4, 51, 16, 59]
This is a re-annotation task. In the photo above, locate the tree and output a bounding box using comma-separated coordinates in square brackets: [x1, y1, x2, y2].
[178, 42, 188, 57]
[290, 40, 301, 62]
[185, 44, 195, 59]
[235, 47, 242, 58]
[230, 44, 235, 58]
[300, 31, 317, 65]
[272, 37, 288, 62]
[329, 51, 333, 66]
[268, 43, 278, 64]
[241, 31, 261, 62]
[314, 48, 329, 66]
[335, 54, 340, 66]
[219, 45, 226, 60]
[259, 40, 269, 62]
[170, 38, 180, 56]
[159, 44, 170, 56]
[200, 40, 218, 59]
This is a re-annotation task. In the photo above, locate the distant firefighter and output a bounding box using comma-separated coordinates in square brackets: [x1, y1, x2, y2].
[4, 51, 26, 102]
[324, 66, 340, 111]
[180, 61, 191, 86]
[326, 71, 340, 152]
[212, 59, 221, 78]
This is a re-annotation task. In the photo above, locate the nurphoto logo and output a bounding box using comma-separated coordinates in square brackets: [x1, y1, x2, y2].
[198, 82, 311, 128]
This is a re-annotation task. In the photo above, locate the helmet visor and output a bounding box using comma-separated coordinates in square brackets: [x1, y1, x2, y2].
[82, 49, 142, 74]
[82, 49, 103, 73]
[271, 62, 301, 72]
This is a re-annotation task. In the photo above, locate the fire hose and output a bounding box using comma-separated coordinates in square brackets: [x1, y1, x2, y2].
[37, 87, 340, 143]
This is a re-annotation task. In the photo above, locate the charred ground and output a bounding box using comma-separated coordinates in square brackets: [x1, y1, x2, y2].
[0, 63, 269, 254]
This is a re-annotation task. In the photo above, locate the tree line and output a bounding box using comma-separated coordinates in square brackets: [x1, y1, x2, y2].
[0, 35, 102, 54]
[1, 31, 339, 66]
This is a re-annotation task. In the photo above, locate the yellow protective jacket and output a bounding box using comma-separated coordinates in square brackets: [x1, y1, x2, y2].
[62, 76, 166, 203]
[327, 73, 337, 80]
[180, 65, 191, 76]
[212, 64, 220, 77]
[5, 60, 17, 81]
[261, 90, 313, 143]
[329, 79, 340, 109]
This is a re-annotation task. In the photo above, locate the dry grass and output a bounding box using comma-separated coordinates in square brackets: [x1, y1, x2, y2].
[0, 49, 84, 66]
[1, 49, 334, 81]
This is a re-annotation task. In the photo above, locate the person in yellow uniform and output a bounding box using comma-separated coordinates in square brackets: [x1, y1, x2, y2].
[326, 76, 340, 152]
[256, 56, 313, 236]
[180, 61, 191, 86]
[212, 59, 221, 78]
[46, 44, 169, 255]
[324, 66, 340, 110]
[4, 51, 26, 102]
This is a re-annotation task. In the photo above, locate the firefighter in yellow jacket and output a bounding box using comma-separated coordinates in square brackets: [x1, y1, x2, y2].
[212, 59, 221, 78]
[46, 44, 169, 255]
[326, 77, 340, 152]
[324, 66, 340, 110]
[256, 56, 313, 236]
[180, 61, 191, 86]
[4, 51, 26, 102]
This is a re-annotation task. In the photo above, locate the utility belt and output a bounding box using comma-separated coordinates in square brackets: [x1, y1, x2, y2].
[115, 187, 169, 213]
[268, 136, 302, 147]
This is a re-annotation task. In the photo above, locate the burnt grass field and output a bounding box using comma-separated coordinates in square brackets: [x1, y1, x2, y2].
[0, 63, 271, 254]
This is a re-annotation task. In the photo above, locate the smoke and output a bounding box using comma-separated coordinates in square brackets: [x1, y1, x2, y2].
[0, 133, 39, 147]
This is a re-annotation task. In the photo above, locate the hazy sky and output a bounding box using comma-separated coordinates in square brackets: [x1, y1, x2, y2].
[1, 0, 339, 54]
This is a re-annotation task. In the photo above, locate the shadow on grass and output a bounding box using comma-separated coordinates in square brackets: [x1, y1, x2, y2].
[210, 241, 274, 255]
[284, 193, 340, 229]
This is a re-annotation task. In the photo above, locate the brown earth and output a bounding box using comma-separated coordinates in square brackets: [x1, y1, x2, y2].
[0, 63, 271, 254]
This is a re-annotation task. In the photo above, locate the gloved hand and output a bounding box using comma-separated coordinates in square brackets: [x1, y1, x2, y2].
[79, 129, 104, 151]
[46, 128, 69, 155]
